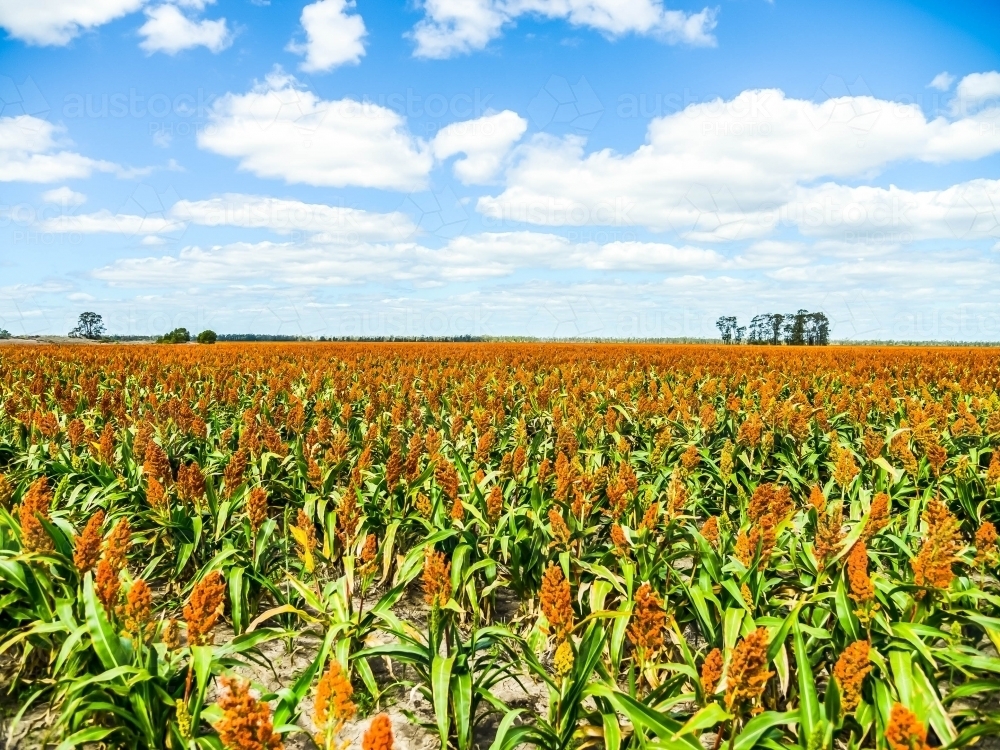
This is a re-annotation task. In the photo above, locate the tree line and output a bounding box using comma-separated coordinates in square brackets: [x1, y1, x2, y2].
[716, 310, 830, 345]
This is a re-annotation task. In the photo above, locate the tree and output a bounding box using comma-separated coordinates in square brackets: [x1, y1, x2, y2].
[197, 330, 217, 344]
[730, 311, 829, 345]
[69, 312, 105, 340]
[783, 310, 808, 346]
[0, 328, 11, 340]
[805, 312, 830, 345]
[768, 313, 785, 345]
[715, 316, 738, 344]
[747, 315, 771, 344]
[158, 328, 191, 344]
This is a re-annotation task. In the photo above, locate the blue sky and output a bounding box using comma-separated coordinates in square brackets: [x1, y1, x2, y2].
[1, 0, 999, 339]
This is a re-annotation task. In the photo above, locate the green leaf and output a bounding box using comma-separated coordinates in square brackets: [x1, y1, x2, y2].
[834, 577, 860, 642]
[767, 606, 799, 663]
[275, 627, 335, 727]
[452, 666, 473, 750]
[681, 577, 716, 643]
[55, 726, 115, 750]
[0, 559, 28, 592]
[891, 623, 937, 669]
[603, 708, 623, 750]
[824, 673, 842, 727]
[379, 520, 399, 584]
[889, 650, 914, 708]
[724, 607, 745, 651]
[82, 573, 124, 670]
[911, 662, 956, 745]
[488, 710, 539, 750]
[793, 622, 820, 747]
[52, 624, 88, 676]
[673, 704, 730, 739]
[229, 566, 245, 634]
[190, 645, 215, 728]
[432, 654, 455, 748]
[733, 710, 799, 750]
[587, 684, 701, 749]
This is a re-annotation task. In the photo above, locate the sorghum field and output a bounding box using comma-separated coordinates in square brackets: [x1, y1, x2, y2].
[1, 343, 999, 750]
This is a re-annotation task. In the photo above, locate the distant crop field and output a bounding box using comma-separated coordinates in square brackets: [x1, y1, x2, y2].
[0, 342, 997, 750]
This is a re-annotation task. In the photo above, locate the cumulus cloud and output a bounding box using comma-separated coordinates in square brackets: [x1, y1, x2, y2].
[785, 180, 1000, 242]
[479, 87, 1000, 237]
[288, 0, 366, 72]
[0, 0, 144, 45]
[950, 71, 1000, 116]
[197, 70, 433, 190]
[138, 4, 231, 54]
[0, 116, 122, 182]
[42, 186, 86, 206]
[431, 110, 527, 184]
[410, 0, 717, 59]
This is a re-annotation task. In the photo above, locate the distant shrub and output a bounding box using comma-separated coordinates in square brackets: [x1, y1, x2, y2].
[158, 328, 191, 344]
[197, 330, 217, 344]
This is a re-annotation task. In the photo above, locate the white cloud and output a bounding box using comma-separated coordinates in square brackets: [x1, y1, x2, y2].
[928, 72, 954, 91]
[480, 87, 1000, 236]
[786, 180, 1000, 241]
[431, 232, 723, 280]
[138, 4, 231, 54]
[0, 116, 121, 183]
[89, 229, 725, 289]
[0, 0, 144, 45]
[573, 239, 722, 271]
[91, 240, 419, 287]
[38, 193, 419, 242]
[428, 232, 721, 278]
[171, 194, 417, 240]
[42, 186, 86, 206]
[432, 110, 527, 184]
[198, 70, 433, 190]
[951, 71, 1000, 116]
[288, 0, 366, 72]
[59, 228, 1000, 340]
[410, 0, 717, 59]
[40, 209, 184, 236]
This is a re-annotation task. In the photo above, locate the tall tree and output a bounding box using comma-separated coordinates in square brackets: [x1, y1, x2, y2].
[783, 310, 808, 345]
[716, 316, 738, 344]
[806, 312, 830, 345]
[69, 312, 105, 340]
[768, 313, 784, 345]
[726, 311, 829, 345]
